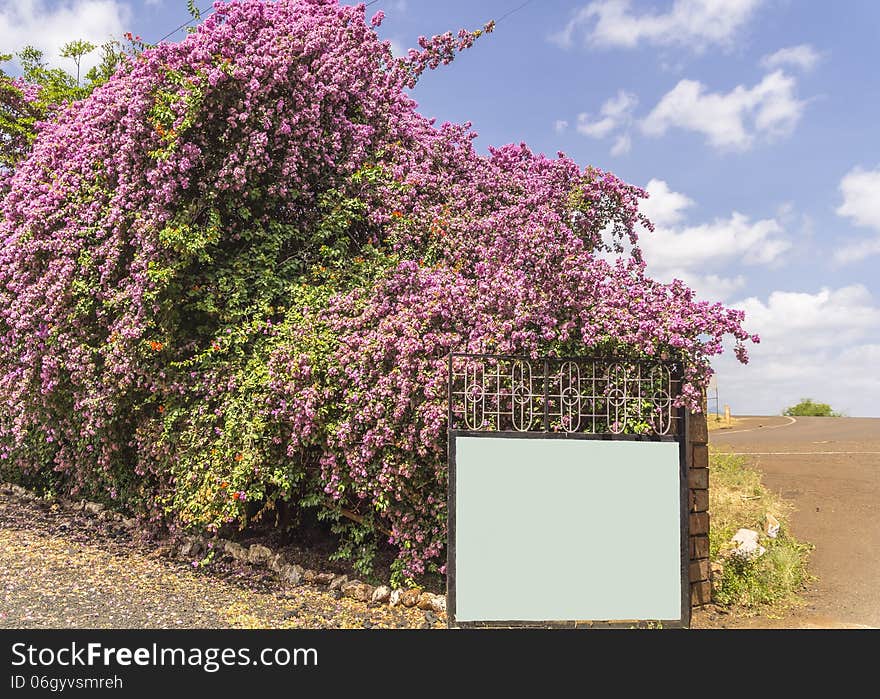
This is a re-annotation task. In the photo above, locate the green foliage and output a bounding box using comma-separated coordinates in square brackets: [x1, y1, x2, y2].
[783, 398, 840, 417]
[187, 0, 202, 21]
[60, 40, 97, 87]
[0, 40, 134, 174]
[713, 534, 812, 608]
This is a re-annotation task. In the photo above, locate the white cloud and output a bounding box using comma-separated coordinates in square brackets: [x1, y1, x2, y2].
[712, 286, 880, 416]
[388, 38, 407, 58]
[578, 115, 616, 138]
[837, 167, 880, 229]
[575, 90, 637, 155]
[554, 119, 569, 134]
[550, 0, 764, 52]
[610, 133, 631, 156]
[638, 179, 790, 282]
[835, 166, 880, 263]
[760, 44, 822, 72]
[633, 183, 880, 417]
[835, 238, 880, 265]
[640, 70, 805, 150]
[659, 269, 746, 301]
[735, 286, 880, 349]
[639, 178, 694, 227]
[0, 0, 129, 73]
[605, 180, 788, 302]
[577, 90, 638, 138]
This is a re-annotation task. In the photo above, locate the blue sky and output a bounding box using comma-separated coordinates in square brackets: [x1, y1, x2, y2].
[3, 0, 880, 416]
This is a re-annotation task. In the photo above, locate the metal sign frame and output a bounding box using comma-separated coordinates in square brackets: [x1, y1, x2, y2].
[446, 353, 691, 629]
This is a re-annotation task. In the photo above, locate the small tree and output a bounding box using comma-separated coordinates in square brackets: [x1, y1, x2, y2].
[783, 399, 840, 417]
[60, 40, 97, 88]
[1, 39, 137, 178]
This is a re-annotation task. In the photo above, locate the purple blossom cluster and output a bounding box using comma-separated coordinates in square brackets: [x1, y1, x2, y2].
[0, 0, 756, 578]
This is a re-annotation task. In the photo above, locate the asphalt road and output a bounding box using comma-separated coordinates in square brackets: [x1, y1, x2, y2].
[710, 415, 880, 628]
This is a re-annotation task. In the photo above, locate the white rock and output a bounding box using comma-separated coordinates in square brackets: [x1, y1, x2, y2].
[389, 589, 403, 608]
[371, 585, 391, 604]
[766, 514, 780, 539]
[730, 528, 766, 560]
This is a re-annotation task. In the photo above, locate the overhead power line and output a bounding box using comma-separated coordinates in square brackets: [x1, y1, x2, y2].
[496, 0, 534, 24]
[152, 0, 529, 50]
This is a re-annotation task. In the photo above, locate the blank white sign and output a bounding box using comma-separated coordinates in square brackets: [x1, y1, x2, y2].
[452, 436, 682, 623]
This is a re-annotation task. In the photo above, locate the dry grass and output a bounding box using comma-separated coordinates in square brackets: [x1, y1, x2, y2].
[709, 450, 812, 609]
[709, 451, 790, 542]
[706, 414, 743, 431]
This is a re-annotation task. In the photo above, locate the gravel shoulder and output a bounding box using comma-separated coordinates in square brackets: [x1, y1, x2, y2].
[0, 494, 437, 629]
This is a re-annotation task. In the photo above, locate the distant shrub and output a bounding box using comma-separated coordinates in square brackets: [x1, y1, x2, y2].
[783, 399, 840, 417]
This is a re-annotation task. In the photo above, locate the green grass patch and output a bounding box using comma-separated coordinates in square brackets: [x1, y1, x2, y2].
[709, 451, 812, 609]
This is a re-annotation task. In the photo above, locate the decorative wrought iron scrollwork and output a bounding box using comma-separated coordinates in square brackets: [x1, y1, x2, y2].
[449, 353, 683, 437]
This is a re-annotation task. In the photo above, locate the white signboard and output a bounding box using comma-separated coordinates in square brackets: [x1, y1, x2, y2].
[450, 436, 685, 625]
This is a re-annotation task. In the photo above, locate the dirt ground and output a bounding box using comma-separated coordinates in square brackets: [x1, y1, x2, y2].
[0, 493, 437, 629]
[700, 415, 880, 629]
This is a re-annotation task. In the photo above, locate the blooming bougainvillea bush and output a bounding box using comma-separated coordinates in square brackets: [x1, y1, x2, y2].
[0, 0, 757, 581]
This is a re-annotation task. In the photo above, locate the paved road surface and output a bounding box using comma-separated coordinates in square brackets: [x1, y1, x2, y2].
[711, 415, 880, 628]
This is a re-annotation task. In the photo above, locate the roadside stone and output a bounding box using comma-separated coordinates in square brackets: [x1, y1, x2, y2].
[303, 569, 318, 583]
[191, 538, 208, 559]
[11, 486, 34, 500]
[401, 589, 421, 608]
[279, 564, 304, 585]
[268, 553, 286, 573]
[417, 592, 435, 611]
[314, 572, 335, 586]
[341, 580, 373, 602]
[177, 539, 197, 559]
[389, 589, 403, 608]
[371, 585, 391, 604]
[247, 544, 273, 566]
[429, 595, 447, 614]
[424, 611, 437, 625]
[224, 541, 248, 561]
[328, 574, 348, 591]
[83, 501, 105, 516]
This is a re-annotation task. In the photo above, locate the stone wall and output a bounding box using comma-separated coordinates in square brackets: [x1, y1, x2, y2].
[688, 410, 712, 607]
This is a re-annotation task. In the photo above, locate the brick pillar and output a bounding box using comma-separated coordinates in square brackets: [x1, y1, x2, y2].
[687, 410, 711, 607]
